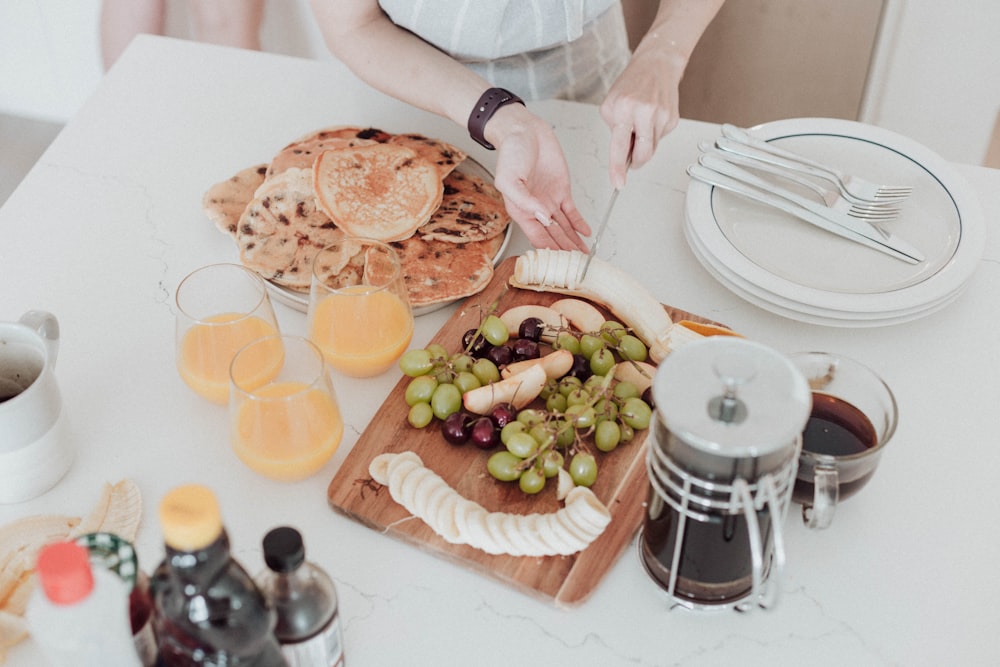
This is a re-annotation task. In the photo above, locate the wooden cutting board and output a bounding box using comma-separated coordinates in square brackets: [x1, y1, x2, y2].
[327, 256, 723, 607]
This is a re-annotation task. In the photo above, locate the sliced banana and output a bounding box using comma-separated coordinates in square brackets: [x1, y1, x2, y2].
[368, 453, 610, 557]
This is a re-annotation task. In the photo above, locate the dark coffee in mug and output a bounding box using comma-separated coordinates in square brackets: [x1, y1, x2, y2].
[792, 393, 878, 504]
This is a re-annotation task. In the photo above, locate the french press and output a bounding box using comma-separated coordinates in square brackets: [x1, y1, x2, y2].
[638, 338, 810, 611]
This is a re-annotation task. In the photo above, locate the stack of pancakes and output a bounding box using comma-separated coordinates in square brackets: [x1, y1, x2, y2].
[202, 126, 510, 307]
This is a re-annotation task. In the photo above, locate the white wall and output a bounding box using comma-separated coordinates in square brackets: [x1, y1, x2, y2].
[1, 0, 998, 166]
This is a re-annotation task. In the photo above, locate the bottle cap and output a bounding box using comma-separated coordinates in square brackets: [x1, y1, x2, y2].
[36, 541, 94, 605]
[159, 485, 223, 551]
[262, 526, 305, 573]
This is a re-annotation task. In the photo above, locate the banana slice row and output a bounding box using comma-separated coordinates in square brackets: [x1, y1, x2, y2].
[369, 452, 611, 557]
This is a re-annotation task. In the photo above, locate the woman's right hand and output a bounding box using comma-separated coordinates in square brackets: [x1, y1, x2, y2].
[486, 105, 591, 252]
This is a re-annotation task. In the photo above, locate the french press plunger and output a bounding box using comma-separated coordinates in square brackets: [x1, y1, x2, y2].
[639, 338, 810, 611]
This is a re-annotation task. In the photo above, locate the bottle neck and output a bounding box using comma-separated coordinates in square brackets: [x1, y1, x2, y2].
[162, 530, 231, 585]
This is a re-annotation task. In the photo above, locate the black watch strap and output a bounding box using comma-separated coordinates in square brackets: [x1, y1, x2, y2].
[467, 87, 525, 150]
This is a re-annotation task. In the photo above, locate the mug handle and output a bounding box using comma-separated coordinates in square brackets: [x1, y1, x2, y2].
[19, 310, 60, 367]
[803, 462, 838, 530]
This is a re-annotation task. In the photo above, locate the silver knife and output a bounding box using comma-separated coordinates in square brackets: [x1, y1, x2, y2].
[688, 162, 922, 265]
[695, 152, 924, 263]
[579, 136, 635, 282]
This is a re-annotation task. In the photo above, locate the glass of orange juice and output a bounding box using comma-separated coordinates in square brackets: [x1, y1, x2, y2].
[307, 238, 414, 378]
[229, 335, 343, 481]
[175, 264, 281, 404]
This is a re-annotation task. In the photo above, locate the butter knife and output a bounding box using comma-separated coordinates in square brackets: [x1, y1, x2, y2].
[688, 159, 924, 265]
[579, 136, 635, 281]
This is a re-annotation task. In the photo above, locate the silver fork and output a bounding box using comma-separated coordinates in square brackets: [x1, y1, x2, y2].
[721, 124, 913, 204]
[699, 143, 900, 222]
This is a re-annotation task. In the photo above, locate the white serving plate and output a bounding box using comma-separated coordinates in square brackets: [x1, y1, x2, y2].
[684, 118, 985, 323]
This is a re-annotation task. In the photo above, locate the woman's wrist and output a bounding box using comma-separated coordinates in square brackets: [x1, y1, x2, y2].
[468, 87, 526, 150]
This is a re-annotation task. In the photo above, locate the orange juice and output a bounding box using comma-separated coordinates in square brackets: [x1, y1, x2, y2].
[177, 313, 280, 404]
[309, 286, 413, 377]
[231, 381, 343, 481]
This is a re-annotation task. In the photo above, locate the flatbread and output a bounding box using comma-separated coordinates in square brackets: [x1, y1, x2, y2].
[389, 133, 467, 179]
[417, 169, 509, 243]
[391, 235, 495, 306]
[202, 164, 268, 236]
[236, 168, 344, 289]
[267, 126, 389, 177]
[313, 143, 444, 243]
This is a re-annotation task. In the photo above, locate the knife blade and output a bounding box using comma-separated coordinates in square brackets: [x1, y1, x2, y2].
[688, 162, 923, 265]
[696, 152, 925, 263]
[579, 136, 634, 282]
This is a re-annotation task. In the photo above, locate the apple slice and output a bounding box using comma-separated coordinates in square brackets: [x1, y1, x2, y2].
[612, 360, 657, 393]
[462, 363, 548, 415]
[500, 348, 574, 380]
[550, 298, 605, 333]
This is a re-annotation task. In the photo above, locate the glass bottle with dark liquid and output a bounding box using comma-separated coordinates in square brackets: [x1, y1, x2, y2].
[639, 339, 810, 611]
[151, 485, 286, 666]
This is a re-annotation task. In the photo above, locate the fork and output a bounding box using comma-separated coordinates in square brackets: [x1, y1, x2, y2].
[720, 124, 913, 204]
[699, 143, 900, 223]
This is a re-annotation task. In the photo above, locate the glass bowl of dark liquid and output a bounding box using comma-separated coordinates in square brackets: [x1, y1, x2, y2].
[790, 352, 898, 529]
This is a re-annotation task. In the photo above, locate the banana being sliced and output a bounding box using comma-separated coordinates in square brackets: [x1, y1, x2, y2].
[369, 452, 611, 557]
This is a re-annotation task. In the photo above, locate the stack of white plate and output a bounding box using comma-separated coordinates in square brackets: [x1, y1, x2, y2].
[685, 118, 985, 327]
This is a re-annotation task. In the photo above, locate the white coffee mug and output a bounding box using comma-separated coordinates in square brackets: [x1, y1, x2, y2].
[0, 311, 73, 503]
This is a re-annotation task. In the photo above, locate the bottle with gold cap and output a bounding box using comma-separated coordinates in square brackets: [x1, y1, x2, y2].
[150, 484, 285, 666]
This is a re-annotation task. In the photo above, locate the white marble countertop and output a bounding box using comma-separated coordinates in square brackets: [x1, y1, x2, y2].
[2, 35, 998, 666]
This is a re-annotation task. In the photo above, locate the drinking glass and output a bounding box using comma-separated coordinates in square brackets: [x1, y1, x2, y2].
[789, 351, 898, 529]
[307, 238, 414, 377]
[175, 263, 280, 404]
[229, 335, 343, 481]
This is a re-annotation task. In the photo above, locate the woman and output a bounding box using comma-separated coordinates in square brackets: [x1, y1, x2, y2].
[308, 0, 723, 251]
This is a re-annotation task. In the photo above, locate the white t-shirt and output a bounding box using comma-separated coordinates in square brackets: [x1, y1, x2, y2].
[378, 0, 630, 102]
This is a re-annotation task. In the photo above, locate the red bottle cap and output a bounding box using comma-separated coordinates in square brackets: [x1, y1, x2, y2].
[36, 541, 94, 605]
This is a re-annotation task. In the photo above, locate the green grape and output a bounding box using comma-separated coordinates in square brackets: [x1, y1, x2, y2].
[545, 392, 568, 413]
[425, 343, 449, 362]
[529, 423, 556, 450]
[404, 375, 438, 406]
[541, 449, 564, 478]
[517, 408, 547, 427]
[582, 374, 606, 394]
[480, 314, 509, 346]
[590, 347, 615, 376]
[618, 334, 648, 362]
[565, 388, 591, 408]
[500, 420, 528, 444]
[569, 452, 598, 487]
[553, 419, 576, 447]
[557, 376, 582, 397]
[407, 402, 434, 429]
[518, 468, 547, 494]
[554, 332, 581, 355]
[453, 371, 481, 394]
[539, 378, 559, 400]
[594, 398, 618, 423]
[399, 348, 434, 377]
[451, 353, 475, 373]
[620, 422, 636, 442]
[620, 397, 652, 430]
[471, 358, 500, 385]
[487, 451, 524, 482]
[434, 367, 455, 384]
[430, 383, 463, 420]
[565, 404, 596, 430]
[505, 432, 539, 459]
[579, 333, 605, 359]
[612, 380, 640, 401]
[600, 321, 627, 345]
[594, 420, 621, 452]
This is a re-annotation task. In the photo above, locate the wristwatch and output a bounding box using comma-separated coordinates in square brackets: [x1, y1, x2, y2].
[467, 87, 525, 150]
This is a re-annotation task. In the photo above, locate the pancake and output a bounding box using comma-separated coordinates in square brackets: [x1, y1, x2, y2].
[391, 235, 495, 306]
[313, 143, 444, 242]
[236, 168, 344, 290]
[202, 164, 268, 236]
[267, 126, 390, 177]
[417, 169, 509, 243]
[389, 133, 467, 179]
